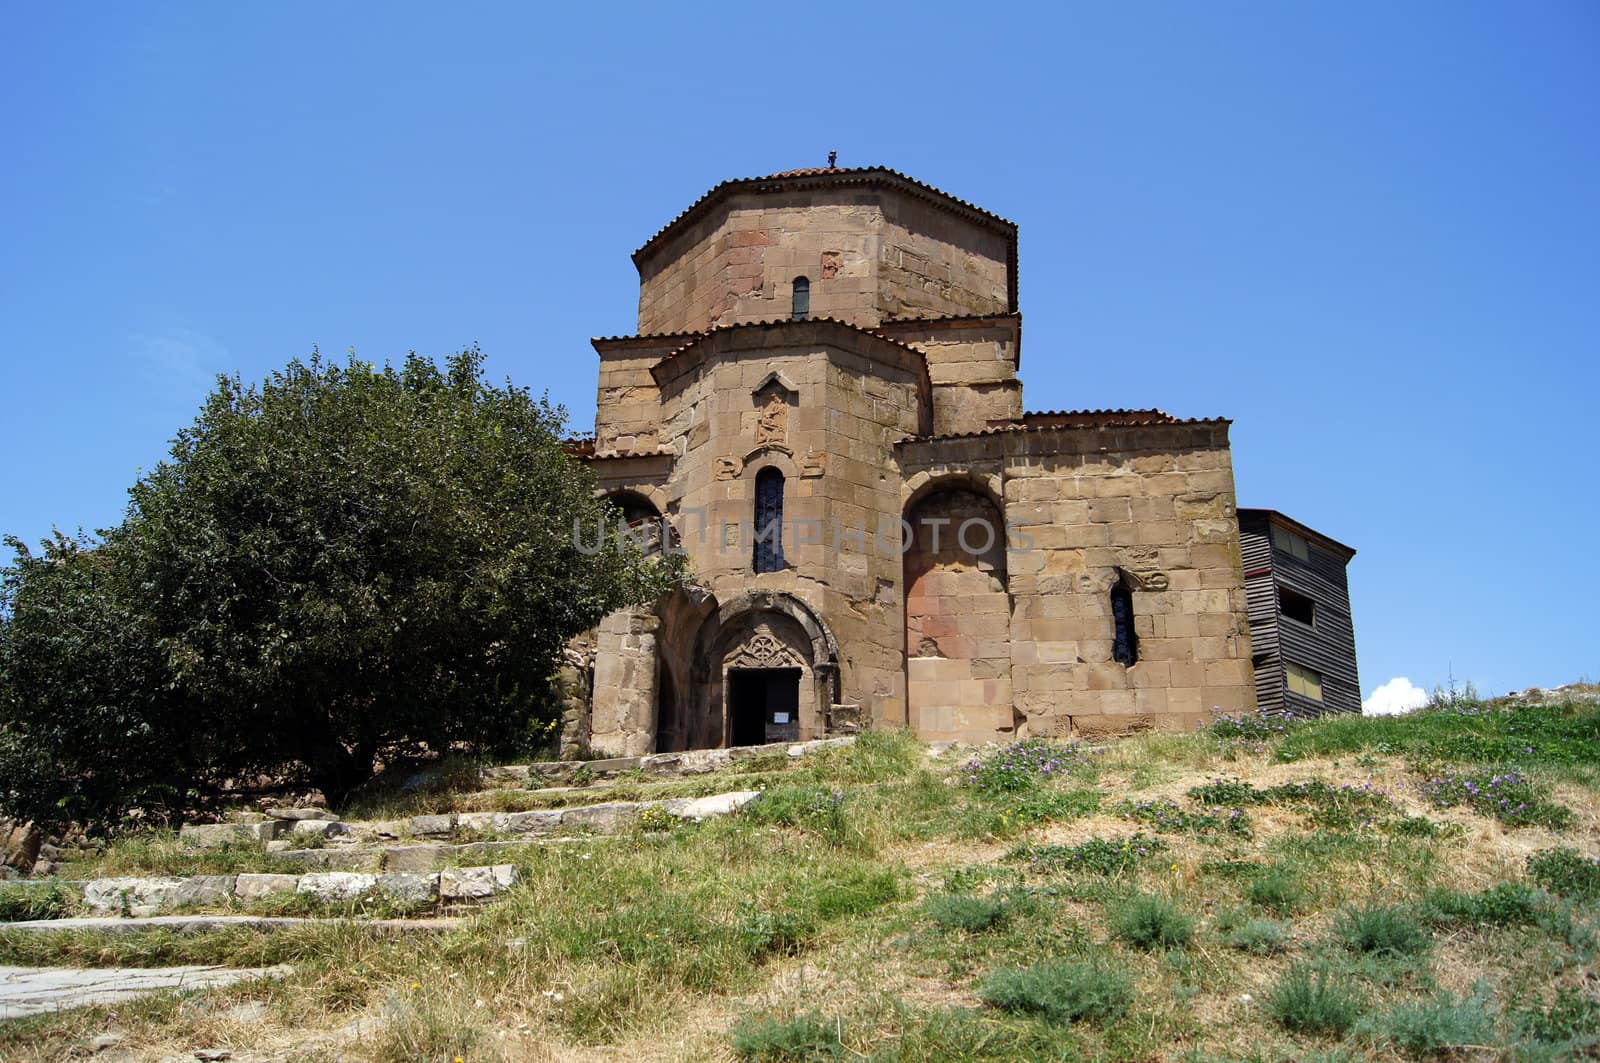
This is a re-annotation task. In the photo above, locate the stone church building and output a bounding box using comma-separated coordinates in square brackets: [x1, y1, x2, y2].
[561, 166, 1357, 757]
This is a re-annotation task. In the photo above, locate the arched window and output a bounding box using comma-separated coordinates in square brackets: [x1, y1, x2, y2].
[1111, 582, 1139, 666]
[753, 467, 785, 573]
[791, 276, 810, 320]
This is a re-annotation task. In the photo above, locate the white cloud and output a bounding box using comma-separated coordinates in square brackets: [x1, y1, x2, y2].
[1363, 677, 1430, 716]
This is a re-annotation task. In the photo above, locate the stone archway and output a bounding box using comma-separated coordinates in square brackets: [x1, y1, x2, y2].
[684, 593, 839, 749]
[903, 485, 1015, 743]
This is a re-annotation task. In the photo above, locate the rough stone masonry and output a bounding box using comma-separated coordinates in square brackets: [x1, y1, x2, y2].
[560, 165, 1308, 757]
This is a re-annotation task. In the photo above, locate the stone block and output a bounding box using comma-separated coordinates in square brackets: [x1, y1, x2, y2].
[296, 872, 377, 903]
[290, 819, 350, 840]
[277, 848, 384, 872]
[382, 845, 454, 873]
[664, 791, 761, 820]
[560, 802, 643, 833]
[234, 874, 300, 900]
[501, 810, 563, 837]
[409, 814, 458, 838]
[264, 808, 338, 822]
[82, 876, 234, 916]
[376, 872, 439, 905]
[180, 822, 276, 848]
[456, 812, 509, 835]
[439, 864, 517, 901]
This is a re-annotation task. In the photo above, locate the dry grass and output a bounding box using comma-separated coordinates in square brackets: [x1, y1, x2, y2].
[4, 705, 1598, 1060]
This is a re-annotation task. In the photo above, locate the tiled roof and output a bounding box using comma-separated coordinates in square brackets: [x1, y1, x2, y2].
[877, 312, 1021, 327]
[900, 409, 1230, 443]
[650, 316, 931, 377]
[561, 435, 675, 462]
[632, 166, 1017, 265]
[1020, 409, 1182, 427]
[590, 329, 703, 351]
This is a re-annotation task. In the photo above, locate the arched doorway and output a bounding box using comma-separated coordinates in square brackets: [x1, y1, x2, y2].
[683, 593, 839, 749]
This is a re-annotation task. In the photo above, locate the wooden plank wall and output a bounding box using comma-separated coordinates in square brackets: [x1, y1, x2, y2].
[1239, 511, 1361, 718]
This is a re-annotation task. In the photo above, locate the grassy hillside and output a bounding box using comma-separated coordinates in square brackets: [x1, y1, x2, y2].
[3, 688, 1598, 1061]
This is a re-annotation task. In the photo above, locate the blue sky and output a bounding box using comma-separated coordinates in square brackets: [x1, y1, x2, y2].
[2, 3, 1595, 701]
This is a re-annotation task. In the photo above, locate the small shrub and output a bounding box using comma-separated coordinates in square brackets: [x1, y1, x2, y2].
[0, 882, 74, 922]
[1112, 893, 1194, 950]
[1414, 765, 1573, 828]
[1225, 917, 1291, 955]
[1264, 779, 1394, 830]
[965, 788, 1100, 838]
[735, 904, 816, 959]
[634, 805, 676, 832]
[977, 959, 1133, 1025]
[1246, 866, 1307, 914]
[1359, 988, 1495, 1056]
[372, 988, 486, 1063]
[925, 892, 1007, 933]
[810, 867, 900, 919]
[1115, 798, 1251, 836]
[1527, 847, 1600, 900]
[1509, 986, 1600, 1054]
[1011, 834, 1166, 876]
[1334, 905, 1430, 956]
[959, 739, 1094, 794]
[1197, 859, 1263, 880]
[731, 1012, 843, 1060]
[1421, 882, 1542, 928]
[1269, 962, 1366, 1036]
[824, 729, 922, 783]
[744, 784, 858, 847]
[1387, 814, 1443, 837]
[1203, 712, 1293, 741]
[1187, 776, 1269, 806]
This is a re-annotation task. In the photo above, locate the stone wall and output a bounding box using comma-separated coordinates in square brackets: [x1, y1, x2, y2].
[904, 487, 1016, 742]
[875, 316, 1023, 436]
[898, 420, 1256, 741]
[635, 188, 1012, 335]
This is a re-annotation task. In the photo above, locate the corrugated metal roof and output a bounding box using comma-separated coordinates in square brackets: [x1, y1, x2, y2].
[632, 166, 1017, 266]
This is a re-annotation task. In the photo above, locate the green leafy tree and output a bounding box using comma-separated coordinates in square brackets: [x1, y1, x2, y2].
[0, 532, 187, 828]
[0, 349, 681, 823]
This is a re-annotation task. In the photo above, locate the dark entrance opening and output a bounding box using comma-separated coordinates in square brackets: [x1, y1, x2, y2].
[727, 668, 802, 746]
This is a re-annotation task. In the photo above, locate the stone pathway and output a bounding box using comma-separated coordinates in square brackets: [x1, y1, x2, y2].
[2, 914, 462, 936]
[0, 963, 290, 1019]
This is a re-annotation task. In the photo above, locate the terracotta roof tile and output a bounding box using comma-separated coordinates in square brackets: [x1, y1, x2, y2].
[899, 409, 1229, 443]
[651, 316, 931, 375]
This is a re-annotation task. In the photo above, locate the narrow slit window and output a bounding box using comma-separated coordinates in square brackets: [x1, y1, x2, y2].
[753, 467, 785, 573]
[1111, 583, 1138, 666]
[791, 276, 810, 320]
[1279, 585, 1315, 627]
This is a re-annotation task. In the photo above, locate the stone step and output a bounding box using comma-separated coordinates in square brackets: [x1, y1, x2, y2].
[0, 962, 294, 1019]
[178, 781, 771, 858]
[479, 736, 855, 787]
[0, 914, 461, 937]
[18, 865, 519, 919]
[181, 789, 762, 870]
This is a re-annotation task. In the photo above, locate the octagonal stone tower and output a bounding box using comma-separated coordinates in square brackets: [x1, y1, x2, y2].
[633, 167, 1018, 334]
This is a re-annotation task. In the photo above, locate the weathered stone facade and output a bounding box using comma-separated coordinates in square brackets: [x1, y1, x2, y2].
[570, 167, 1259, 755]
